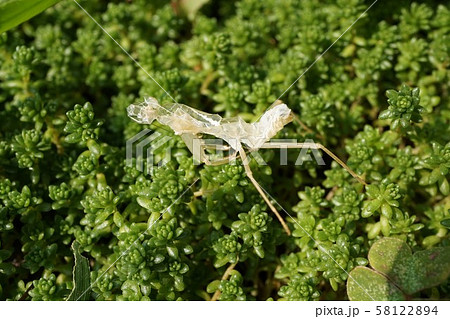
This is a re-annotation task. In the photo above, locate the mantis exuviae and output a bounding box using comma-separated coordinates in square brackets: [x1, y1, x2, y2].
[127, 97, 366, 235]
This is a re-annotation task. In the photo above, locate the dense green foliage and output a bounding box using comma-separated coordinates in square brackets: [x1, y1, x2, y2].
[0, 0, 449, 301]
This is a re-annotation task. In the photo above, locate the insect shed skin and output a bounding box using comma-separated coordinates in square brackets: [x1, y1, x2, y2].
[127, 97, 294, 150]
[128, 97, 367, 235]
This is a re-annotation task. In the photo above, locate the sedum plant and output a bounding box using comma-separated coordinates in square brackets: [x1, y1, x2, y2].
[0, 0, 449, 301]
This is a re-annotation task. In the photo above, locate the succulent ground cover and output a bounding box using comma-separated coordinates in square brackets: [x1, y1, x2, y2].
[0, 0, 449, 301]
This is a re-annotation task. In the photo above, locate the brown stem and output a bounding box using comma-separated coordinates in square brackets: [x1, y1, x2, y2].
[325, 186, 338, 201]
[200, 72, 217, 96]
[210, 258, 239, 301]
[18, 284, 34, 301]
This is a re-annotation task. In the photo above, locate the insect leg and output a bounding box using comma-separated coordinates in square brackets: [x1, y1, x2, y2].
[260, 141, 367, 185]
[238, 148, 291, 235]
[197, 140, 238, 165]
[200, 141, 231, 151]
[292, 114, 315, 135]
[201, 146, 238, 166]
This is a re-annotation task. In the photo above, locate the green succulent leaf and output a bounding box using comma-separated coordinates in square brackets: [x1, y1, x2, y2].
[67, 241, 91, 301]
[441, 218, 450, 229]
[348, 238, 450, 300]
[369, 238, 450, 294]
[347, 266, 405, 301]
[0, 0, 61, 34]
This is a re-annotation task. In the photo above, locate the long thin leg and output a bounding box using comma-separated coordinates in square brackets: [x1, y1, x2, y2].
[203, 153, 239, 166]
[290, 111, 325, 140]
[200, 141, 231, 151]
[260, 141, 367, 185]
[194, 146, 240, 198]
[197, 143, 291, 234]
[199, 142, 238, 166]
[292, 114, 314, 135]
[238, 148, 291, 235]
